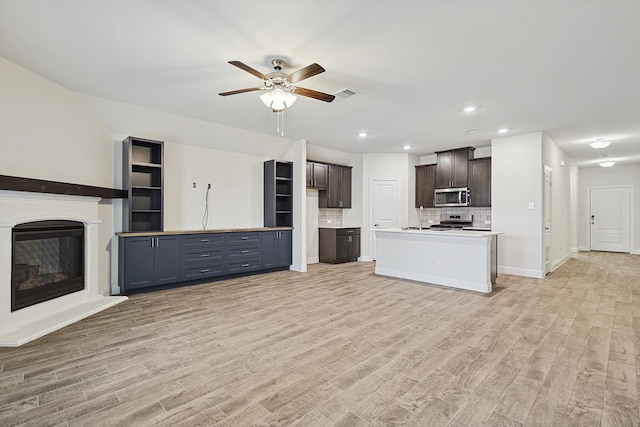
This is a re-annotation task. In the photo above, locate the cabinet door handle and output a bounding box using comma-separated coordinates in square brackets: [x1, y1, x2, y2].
[150, 238, 154, 248]
[241, 236, 249, 240]
[242, 263, 250, 268]
[346, 230, 353, 233]
[241, 250, 250, 254]
[200, 269, 210, 273]
[200, 254, 210, 258]
[200, 239, 210, 242]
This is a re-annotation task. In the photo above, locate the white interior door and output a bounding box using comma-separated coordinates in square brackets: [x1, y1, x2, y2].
[590, 186, 630, 253]
[544, 167, 552, 274]
[371, 179, 399, 260]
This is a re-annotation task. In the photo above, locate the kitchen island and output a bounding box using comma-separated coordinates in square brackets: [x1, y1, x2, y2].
[374, 228, 502, 293]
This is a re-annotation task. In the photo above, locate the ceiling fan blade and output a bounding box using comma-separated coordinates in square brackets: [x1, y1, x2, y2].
[293, 87, 335, 103]
[218, 87, 262, 96]
[228, 61, 267, 80]
[287, 63, 325, 83]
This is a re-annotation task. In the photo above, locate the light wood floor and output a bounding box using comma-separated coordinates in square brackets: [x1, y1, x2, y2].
[1, 252, 639, 426]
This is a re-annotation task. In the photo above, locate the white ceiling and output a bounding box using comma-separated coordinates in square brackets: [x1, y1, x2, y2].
[1, 0, 639, 167]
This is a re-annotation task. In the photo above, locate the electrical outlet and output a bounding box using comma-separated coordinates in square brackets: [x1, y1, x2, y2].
[428, 219, 434, 224]
[207, 183, 211, 189]
[484, 220, 491, 225]
[528, 202, 534, 210]
[186, 181, 197, 189]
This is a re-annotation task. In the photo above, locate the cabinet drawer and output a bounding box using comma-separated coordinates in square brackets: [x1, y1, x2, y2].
[336, 228, 360, 236]
[181, 247, 224, 265]
[182, 233, 224, 249]
[227, 245, 261, 259]
[226, 232, 261, 245]
[181, 263, 225, 281]
[227, 258, 261, 274]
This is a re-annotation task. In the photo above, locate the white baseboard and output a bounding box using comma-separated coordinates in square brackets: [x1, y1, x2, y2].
[551, 254, 571, 272]
[578, 246, 589, 252]
[358, 256, 373, 262]
[306, 257, 319, 264]
[290, 264, 307, 273]
[498, 265, 545, 279]
[631, 249, 640, 255]
[570, 247, 578, 253]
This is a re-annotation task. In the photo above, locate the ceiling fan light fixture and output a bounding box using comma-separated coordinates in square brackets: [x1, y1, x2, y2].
[260, 87, 297, 111]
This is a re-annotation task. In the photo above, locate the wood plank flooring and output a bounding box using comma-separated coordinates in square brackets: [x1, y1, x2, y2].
[1, 251, 639, 426]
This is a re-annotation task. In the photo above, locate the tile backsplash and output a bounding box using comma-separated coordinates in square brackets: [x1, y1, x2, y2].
[318, 208, 343, 226]
[419, 207, 492, 228]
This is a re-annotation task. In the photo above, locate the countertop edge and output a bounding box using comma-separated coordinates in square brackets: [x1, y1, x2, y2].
[374, 228, 503, 237]
[118, 227, 293, 237]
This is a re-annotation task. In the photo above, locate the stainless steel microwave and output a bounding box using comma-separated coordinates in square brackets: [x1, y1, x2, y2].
[434, 187, 470, 207]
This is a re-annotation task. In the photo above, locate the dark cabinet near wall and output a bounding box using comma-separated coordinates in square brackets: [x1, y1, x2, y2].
[415, 164, 437, 208]
[469, 157, 492, 207]
[319, 227, 360, 263]
[119, 228, 292, 294]
[264, 160, 293, 227]
[435, 147, 474, 189]
[123, 137, 164, 232]
[319, 164, 352, 208]
[119, 235, 180, 291]
[306, 161, 328, 189]
[262, 230, 292, 268]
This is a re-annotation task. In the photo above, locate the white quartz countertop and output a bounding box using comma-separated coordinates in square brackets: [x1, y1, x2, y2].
[318, 225, 361, 229]
[375, 227, 503, 237]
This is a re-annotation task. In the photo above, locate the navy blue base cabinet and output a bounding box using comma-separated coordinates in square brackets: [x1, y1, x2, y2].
[118, 229, 292, 294]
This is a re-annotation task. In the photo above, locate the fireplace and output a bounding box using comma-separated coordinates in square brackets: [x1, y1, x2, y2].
[0, 190, 128, 347]
[12, 220, 85, 311]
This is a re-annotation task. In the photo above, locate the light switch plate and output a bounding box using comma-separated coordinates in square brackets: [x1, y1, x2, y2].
[528, 202, 534, 210]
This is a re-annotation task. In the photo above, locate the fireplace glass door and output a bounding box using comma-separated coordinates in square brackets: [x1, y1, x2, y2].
[12, 220, 84, 311]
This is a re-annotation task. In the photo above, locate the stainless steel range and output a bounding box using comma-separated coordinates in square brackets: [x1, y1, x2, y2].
[429, 214, 473, 230]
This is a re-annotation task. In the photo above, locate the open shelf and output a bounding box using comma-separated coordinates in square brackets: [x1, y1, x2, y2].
[124, 137, 164, 232]
[264, 160, 293, 228]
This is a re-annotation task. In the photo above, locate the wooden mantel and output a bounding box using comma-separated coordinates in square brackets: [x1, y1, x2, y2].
[0, 175, 126, 199]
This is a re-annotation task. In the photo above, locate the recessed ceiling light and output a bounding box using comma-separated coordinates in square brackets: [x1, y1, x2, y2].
[358, 132, 368, 138]
[403, 145, 411, 150]
[463, 106, 477, 113]
[599, 161, 615, 168]
[498, 128, 509, 134]
[589, 139, 611, 149]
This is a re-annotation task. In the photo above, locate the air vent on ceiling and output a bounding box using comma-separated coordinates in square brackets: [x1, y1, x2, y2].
[465, 128, 481, 134]
[332, 88, 358, 102]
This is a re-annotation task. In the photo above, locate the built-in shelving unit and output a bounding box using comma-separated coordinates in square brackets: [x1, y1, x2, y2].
[264, 160, 293, 227]
[123, 137, 164, 232]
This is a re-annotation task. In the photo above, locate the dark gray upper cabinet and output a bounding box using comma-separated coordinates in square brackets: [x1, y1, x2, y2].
[264, 160, 293, 227]
[469, 157, 492, 207]
[306, 161, 328, 189]
[415, 164, 436, 208]
[319, 164, 352, 208]
[123, 137, 164, 232]
[435, 147, 474, 189]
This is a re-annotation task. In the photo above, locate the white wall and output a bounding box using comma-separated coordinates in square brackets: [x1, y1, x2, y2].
[577, 164, 640, 254]
[0, 57, 115, 294]
[283, 140, 307, 272]
[542, 133, 572, 269]
[492, 132, 545, 278]
[361, 153, 414, 261]
[162, 142, 267, 230]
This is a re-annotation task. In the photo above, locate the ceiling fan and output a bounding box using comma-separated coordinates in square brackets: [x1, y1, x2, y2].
[219, 59, 335, 111]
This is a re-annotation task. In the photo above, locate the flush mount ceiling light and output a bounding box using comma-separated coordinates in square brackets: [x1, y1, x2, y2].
[589, 138, 612, 149]
[498, 128, 509, 134]
[599, 161, 615, 167]
[358, 132, 368, 138]
[463, 105, 477, 113]
[403, 145, 411, 150]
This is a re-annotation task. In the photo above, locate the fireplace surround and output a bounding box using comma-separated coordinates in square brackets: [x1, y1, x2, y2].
[0, 190, 127, 347]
